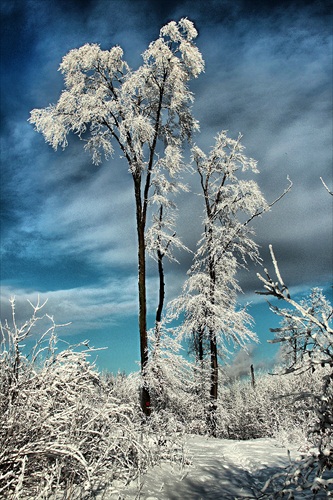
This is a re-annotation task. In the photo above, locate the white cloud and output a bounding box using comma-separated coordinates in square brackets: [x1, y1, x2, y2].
[0, 277, 139, 335]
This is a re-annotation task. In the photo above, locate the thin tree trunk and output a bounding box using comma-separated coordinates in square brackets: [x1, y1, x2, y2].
[156, 250, 165, 326]
[208, 247, 218, 436]
[208, 334, 218, 437]
[151, 235, 166, 408]
[155, 205, 166, 348]
[198, 329, 204, 363]
[198, 329, 205, 400]
[293, 337, 297, 365]
[210, 336, 218, 400]
[208, 250, 218, 403]
[135, 177, 151, 416]
[250, 364, 256, 389]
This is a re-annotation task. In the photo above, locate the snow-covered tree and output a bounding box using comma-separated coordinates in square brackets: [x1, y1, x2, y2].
[145, 146, 190, 336]
[257, 245, 333, 496]
[29, 19, 204, 414]
[170, 131, 273, 433]
[274, 288, 332, 367]
[144, 150, 192, 412]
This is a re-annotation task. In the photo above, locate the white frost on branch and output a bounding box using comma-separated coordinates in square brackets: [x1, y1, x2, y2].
[29, 20, 204, 412]
[29, 19, 204, 169]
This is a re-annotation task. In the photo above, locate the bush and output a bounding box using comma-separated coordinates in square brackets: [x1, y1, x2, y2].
[216, 368, 324, 444]
[0, 298, 177, 499]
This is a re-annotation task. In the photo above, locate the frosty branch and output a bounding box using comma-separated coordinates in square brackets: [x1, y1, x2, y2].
[257, 245, 333, 338]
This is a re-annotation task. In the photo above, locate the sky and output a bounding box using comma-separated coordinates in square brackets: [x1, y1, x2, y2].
[0, 0, 332, 374]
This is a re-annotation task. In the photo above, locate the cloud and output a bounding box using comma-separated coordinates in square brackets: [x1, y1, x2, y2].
[177, 7, 332, 289]
[31, 163, 137, 268]
[0, 276, 140, 334]
[1, 0, 331, 366]
[222, 345, 277, 380]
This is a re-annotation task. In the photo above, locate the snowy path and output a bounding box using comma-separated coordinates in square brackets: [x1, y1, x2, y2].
[108, 436, 310, 499]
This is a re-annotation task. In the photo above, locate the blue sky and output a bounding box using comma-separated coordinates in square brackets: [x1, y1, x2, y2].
[1, 0, 332, 374]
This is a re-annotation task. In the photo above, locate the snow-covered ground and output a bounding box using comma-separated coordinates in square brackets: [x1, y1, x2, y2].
[101, 435, 328, 499]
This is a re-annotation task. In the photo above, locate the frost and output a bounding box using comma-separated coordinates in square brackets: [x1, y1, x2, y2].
[257, 248, 333, 496]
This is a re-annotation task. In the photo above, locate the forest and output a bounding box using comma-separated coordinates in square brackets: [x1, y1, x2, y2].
[1, 18, 332, 499]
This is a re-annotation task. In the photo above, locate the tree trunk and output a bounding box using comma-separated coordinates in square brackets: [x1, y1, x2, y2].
[156, 248, 164, 327]
[210, 335, 218, 401]
[198, 329, 204, 363]
[209, 251, 218, 402]
[154, 207, 165, 352]
[208, 334, 218, 437]
[199, 332, 205, 397]
[250, 363, 256, 389]
[135, 178, 151, 416]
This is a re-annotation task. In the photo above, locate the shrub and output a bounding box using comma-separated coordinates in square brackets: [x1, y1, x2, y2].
[214, 368, 323, 443]
[0, 298, 175, 499]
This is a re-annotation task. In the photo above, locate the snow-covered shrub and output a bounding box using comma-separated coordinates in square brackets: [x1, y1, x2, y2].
[144, 327, 209, 436]
[0, 298, 173, 499]
[104, 370, 141, 406]
[216, 368, 322, 443]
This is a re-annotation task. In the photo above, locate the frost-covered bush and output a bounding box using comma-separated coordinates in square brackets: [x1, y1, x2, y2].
[104, 370, 141, 406]
[0, 299, 176, 499]
[143, 326, 208, 435]
[216, 368, 324, 443]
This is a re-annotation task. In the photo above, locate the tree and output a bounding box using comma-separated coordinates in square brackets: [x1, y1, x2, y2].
[257, 245, 333, 496]
[274, 288, 332, 367]
[29, 19, 204, 414]
[144, 151, 191, 409]
[145, 147, 189, 341]
[170, 131, 281, 433]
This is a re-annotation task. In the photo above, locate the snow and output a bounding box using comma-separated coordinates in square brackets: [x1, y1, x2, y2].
[101, 435, 328, 499]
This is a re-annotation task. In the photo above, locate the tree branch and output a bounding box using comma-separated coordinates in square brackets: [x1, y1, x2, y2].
[320, 176, 333, 196]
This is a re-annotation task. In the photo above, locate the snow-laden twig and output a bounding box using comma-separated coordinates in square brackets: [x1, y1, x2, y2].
[256, 247, 333, 497]
[320, 176, 333, 196]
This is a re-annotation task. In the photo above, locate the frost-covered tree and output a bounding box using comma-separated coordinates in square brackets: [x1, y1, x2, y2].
[274, 287, 332, 367]
[257, 245, 333, 496]
[170, 131, 274, 432]
[145, 149, 189, 338]
[29, 19, 204, 414]
[144, 151, 195, 412]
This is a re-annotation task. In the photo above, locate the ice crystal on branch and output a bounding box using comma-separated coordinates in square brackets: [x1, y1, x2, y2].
[257, 245, 333, 496]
